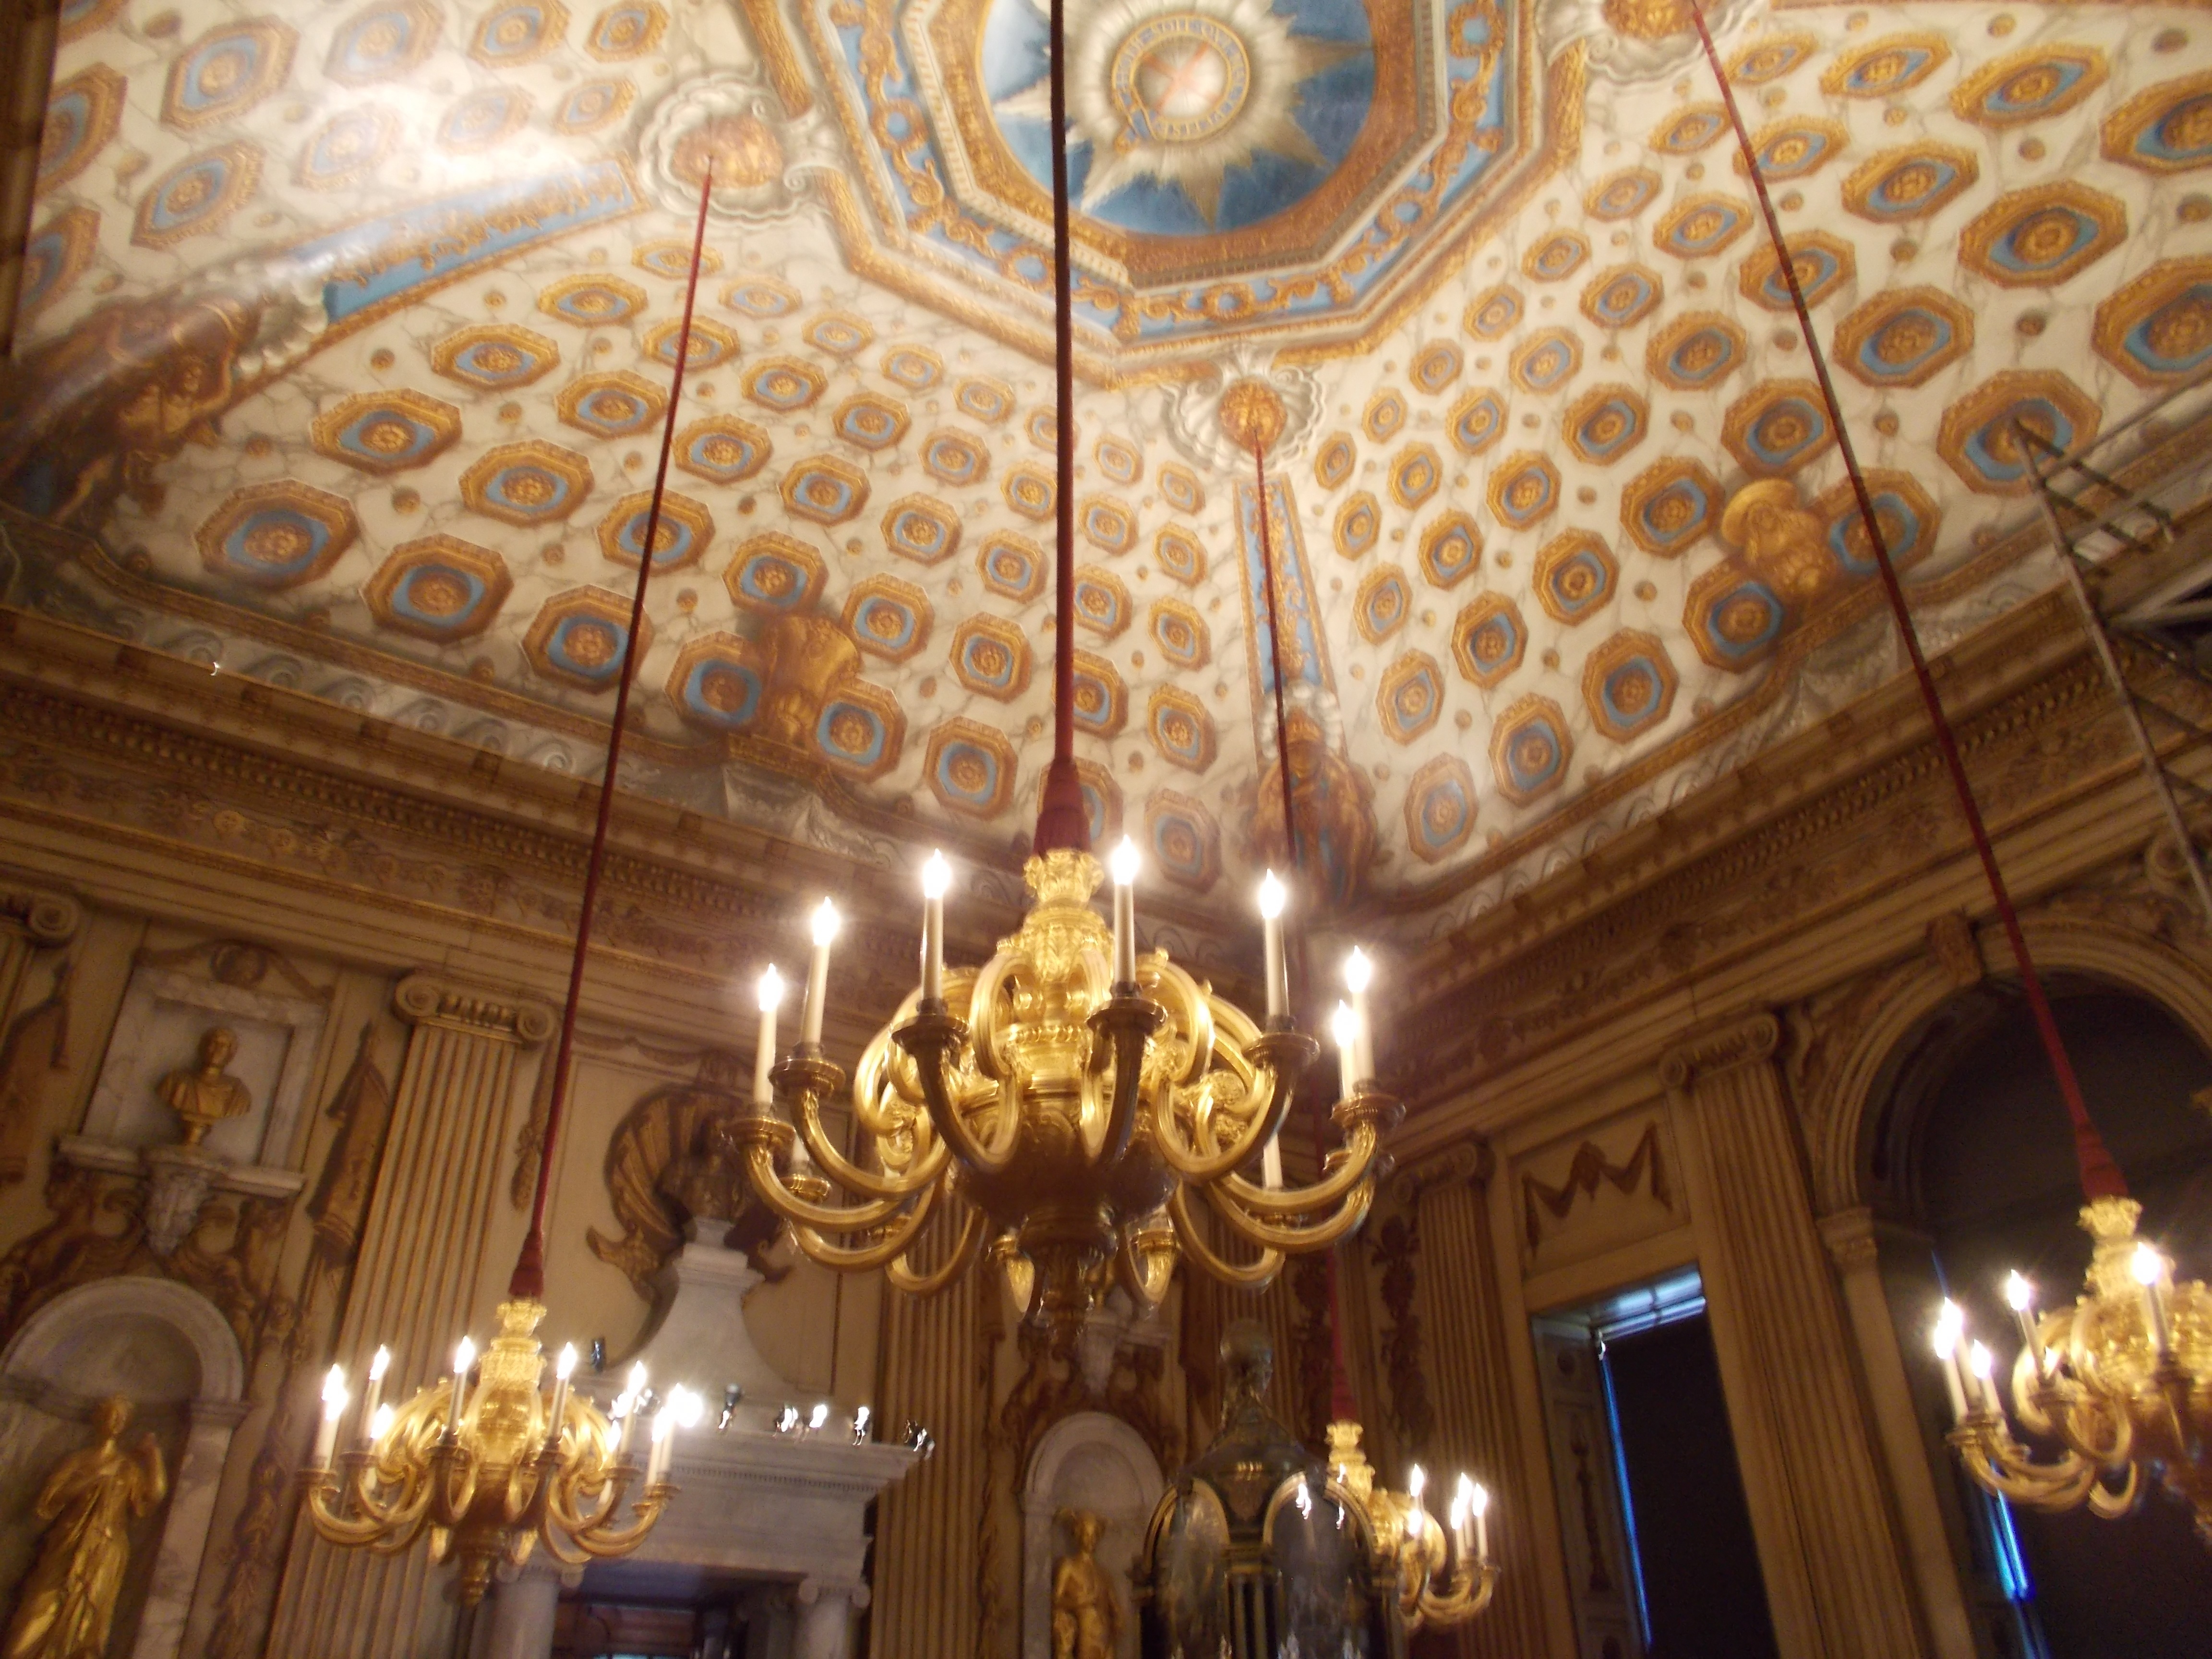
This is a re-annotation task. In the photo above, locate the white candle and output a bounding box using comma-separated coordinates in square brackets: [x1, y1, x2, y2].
[1968, 1341, 2000, 1419]
[2133, 1244, 2172, 1354]
[448, 1336, 476, 1435]
[1452, 1474, 1476, 1558]
[647, 1406, 674, 1484]
[314, 1365, 349, 1465]
[550, 1343, 577, 1441]
[1407, 1464, 1427, 1515]
[359, 1345, 390, 1447]
[1932, 1303, 1969, 1423]
[617, 1361, 648, 1459]
[2005, 1272, 2044, 1376]
[1257, 871, 1288, 1021]
[753, 965, 783, 1108]
[1330, 1001, 1358, 1102]
[1470, 1480, 1490, 1561]
[921, 851, 950, 1003]
[1343, 948, 1373, 1085]
[802, 899, 840, 1048]
[1261, 1130, 1282, 1190]
[1108, 837, 1140, 986]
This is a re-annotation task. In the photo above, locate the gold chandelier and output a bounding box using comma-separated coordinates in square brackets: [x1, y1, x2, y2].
[1935, 1199, 2210, 1542]
[296, 167, 726, 1597]
[735, 847, 1397, 1327]
[1327, 1423, 1499, 1633]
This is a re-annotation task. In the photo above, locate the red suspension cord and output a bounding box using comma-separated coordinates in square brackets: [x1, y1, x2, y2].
[510, 165, 717, 1299]
[1689, 4, 2124, 1202]
[1031, 0, 1089, 854]
[1252, 439, 1302, 874]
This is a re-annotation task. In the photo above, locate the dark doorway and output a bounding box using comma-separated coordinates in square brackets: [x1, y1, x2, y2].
[1601, 1313, 1780, 1659]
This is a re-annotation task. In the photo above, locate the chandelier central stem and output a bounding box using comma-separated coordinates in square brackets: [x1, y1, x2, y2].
[1688, 0, 2123, 1203]
[1033, 0, 1088, 854]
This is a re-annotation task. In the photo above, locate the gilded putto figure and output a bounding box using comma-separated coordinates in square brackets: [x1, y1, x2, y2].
[1, 1397, 167, 1659]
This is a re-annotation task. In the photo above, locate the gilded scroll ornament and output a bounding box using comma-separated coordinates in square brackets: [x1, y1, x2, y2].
[0, 1397, 168, 1659]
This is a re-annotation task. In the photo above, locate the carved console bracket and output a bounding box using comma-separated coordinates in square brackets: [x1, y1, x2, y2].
[55, 1134, 305, 1256]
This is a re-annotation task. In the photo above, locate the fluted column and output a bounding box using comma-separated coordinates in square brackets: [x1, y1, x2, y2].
[868, 1268, 987, 1659]
[1662, 1012, 1924, 1659]
[1399, 1145, 1552, 1659]
[265, 974, 553, 1659]
[1816, 1208, 1976, 1659]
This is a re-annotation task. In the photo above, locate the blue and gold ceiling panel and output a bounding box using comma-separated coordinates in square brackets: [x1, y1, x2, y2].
[1533, 530, 1616, 625]
[1153, 525, 1206, 587]
[17, 206, 98, 322]
[433, 324, 561, 391]
[1389, 444, 1440, 510]
[437, 87, 531, 153]
[309, 389, 462, 474]
[1522, 229, 1589, 284]
[460, 441, 594, 526]
[1142, 788, 1218, 891]
[1647, 311, 1745, 392]
[1081, 495, 1136, 554]
[723, 531, 826, 613]
[665, 633, 766, 733]
[645, 316, 740, 369]
[1146, 686, 1214, 772]
[1334, 491, 1380, 560]
[1833, 289, 1973, 389]
[134, 144, 262, 248]
[980, 531, 1047, 601]
[1419, 510, 1481, 590]
[2101, 70, 2212, 174]
[1582, 629, 1676, 742]
[634, 241, 724, 281]
[1822, 32, 1948, 99]
[325, 0, 441, 86]
[537, 274, 648, 327]
[598, 490, 715, 571]
[2092, 258, 2212, 389]
[557, 372, 667, 440]
[744, 357, 827, 412]
[163, 20, 296, 129]
[1314, 432, 1357, 488]
[1450, 591, 1524, 689]
[1508, 327, 1581, 395]
[781, 454, 870, 524]
[1812, 470, 1941, 580]
[951, 613, 1032, 700]
[1563, 385, 1647, 467]
[724, 275, 802, 318]
[1073, 566, 1130, 637]
[1486, 451, 1559, 530]
[1652, 105, 1725, 156]
[882, 346, 944, 389]
[674, 415, 772, 484]
[1004, 462, 1055, 522]
[1959, 183, 2125, 289]
[1071, 651, 1128, 739]
[1936, 371, 2098, 495]
[1489, 694, 1571, 806]
[845, 574, 933, 661]
[816, 682, 906, 780]
[923, 430, 989, 487]
[364, 536, 513, 642]
[1447, 390, 1506, 457]
[831, 392, 911, 451]
[585, 0, 666, 58]
[1353, 564, 1410, 644]
[1723, 381, 1834, 479]
[195, 481, 357, 588]
[1684, 562, 1784, 672]
[882, 494, 963, 562]
[38, 68, 122, 192]
[1653, 193, 1750, 261]
[1736, 232, 1852, 313]
[1580, 265, 1662, 331]
[804, 311, 874, 358]
[1411, 342, 1462, 395]
[1621, 457, 1719, 556]
[1094, 435, 1142, 484]
[1378, 651, 1444, 743]
[1362, 389, 1408, 443]
[1585, 168, 1659, 221]
[1150, 598, 1210, 669]
[1728, 31, 1815, 84]
[552, 78, 635, 132]
[522, 586, 649, 692]
[956, 377, 1014, 424]
[1159, 465, 1202, 514]
[1731, 118, 1848, 182]
[1402, 754, 1474, 864]
[297, 107, 398, 189]
[1952, 43, 2106, 130]
[1464, 285, 1522, 341]
[1843, 145, 1979, 224]
[469, 0, 567, 65]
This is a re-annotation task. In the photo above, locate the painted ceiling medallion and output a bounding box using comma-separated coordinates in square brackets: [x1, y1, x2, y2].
[1959, 182, 2125, 288]
[637, 72, 825, 221]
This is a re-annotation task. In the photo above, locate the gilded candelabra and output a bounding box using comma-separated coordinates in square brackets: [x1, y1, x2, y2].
[1936, 1198, 2210, 1543]
[736, 848, 1399, 1329]
[300, 1301, 695, 1604]
[1326, 1422, 1498, 1634]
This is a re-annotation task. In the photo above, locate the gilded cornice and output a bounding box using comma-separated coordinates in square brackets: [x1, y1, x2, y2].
[1391, 597, 2163, 1118]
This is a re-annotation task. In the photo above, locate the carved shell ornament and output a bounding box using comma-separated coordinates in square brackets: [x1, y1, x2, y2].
[637, 73, 832, 223]
[1164, 349, 1321, 472]
[1536, 0, 1762, 84]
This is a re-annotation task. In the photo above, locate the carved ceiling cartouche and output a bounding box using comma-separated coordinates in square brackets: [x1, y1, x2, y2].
[5, 0, 2210, 932]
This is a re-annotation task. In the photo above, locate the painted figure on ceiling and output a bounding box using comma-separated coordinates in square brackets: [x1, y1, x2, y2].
[1720, 478, 1835, 613]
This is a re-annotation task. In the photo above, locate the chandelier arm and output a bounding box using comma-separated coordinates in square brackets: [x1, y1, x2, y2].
[1199, 1174, 1375, 1255]
[1114, 1222, 1175, 1308]
[1151, 1033, 1315, 1182]
[1090, 994, 1165, 1170]
[551, 1491, 675, 1561]
[787, 1191, 947, 1273]
[1952, 1422, 2107, 1512]
[1417, 1561, 1497, 1626]
[1166, 1184, 1284, 1288]
[895, 1010, 1022, 1179]
[2087, 1462, 2141, 1519]
[737, 1133, 924, 1232]
[2042, 1379, 2136, 1470]
[1208, 1124, 1379, 1216]
[885, 1199, 988, 1296]
[301, 1466, 423, 1550]
[544, 1463, 637, 1543]
[800, 1105, 950, 1200]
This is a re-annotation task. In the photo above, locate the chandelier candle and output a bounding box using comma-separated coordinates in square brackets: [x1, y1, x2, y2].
[357, 1345, 389, 1445]
[1343, 949, 1374, 1086]
[1332, 1002, 1358, 1105]
[1109, 837, 1140, 986]
[803, 899, 840, 1048]
[921, 852, 950, 1003]
[315, 1367, 348, 1466]
[754, 966, 783, 1107]
[1259, 870, 1288, 1022]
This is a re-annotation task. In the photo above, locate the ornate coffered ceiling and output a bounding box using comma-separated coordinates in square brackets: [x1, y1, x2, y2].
[3, 0, 2210, 937]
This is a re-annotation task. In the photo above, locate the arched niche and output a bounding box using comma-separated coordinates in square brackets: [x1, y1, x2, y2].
[1020, 1411, 1164, 1659]
[0, 1278, 249, 1659]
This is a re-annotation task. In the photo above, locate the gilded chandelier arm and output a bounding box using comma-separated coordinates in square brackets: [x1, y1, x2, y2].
[787, 1187, 945, 1272]
[1949, 1414, 2132, 1515]
[1167, 1184, 1284, 1287]
[1209, 1123, 1380, 1216]
[799, 1101, 951, 1200]
[886, 1199, 987, 1295]
[1201, 1173, 1376, 1254]
[895, 1006, 1022, 1180]
[1091, 993, 1165, 1168]
[737, 1126, 924, 1234]
[1150, 1031, 1318, 1183]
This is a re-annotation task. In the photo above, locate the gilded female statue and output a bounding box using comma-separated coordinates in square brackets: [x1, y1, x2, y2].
[1051, 1509, 1121, 1659]
[1, 1397, 167, 1659]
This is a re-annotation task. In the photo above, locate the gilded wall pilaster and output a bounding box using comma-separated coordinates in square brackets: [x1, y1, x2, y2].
[1662, 1013, 1924, 1659]
[868, 1266, 990, 1659]
[264, 973, 551, 1659]
[1395, 1145, 1553, 1659]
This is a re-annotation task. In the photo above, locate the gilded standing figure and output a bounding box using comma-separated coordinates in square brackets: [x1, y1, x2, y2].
[1, 1396, 167, 1659]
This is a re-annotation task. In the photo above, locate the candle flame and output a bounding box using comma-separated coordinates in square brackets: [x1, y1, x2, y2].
[453, 1336, 476, 1374]
[369, 1345, 390, 1381]
[921, 849, 950, 899]
[2132, 1242, 2165, 1286]
[1109, 835, 1141, 886]
[811, 897, 842, 946]
[557, 1343, 578, 1380]
[2005, 1271, 2034, 1312]
[1330, 1001, 1357, 1050]
[757, 963, 784, 1011]
[1344, 948, 1372, 994]
[1257, 869, 1286, 919]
